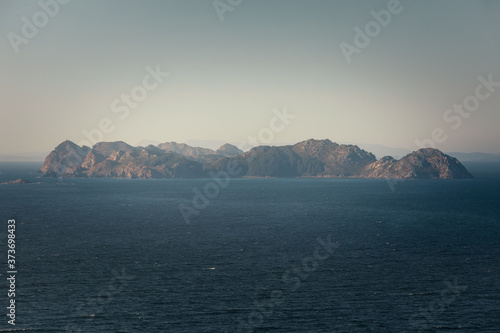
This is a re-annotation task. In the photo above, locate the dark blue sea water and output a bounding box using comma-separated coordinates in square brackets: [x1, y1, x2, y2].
[0, 162, 499, 332]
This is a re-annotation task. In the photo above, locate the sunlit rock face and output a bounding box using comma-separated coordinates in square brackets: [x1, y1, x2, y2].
[40, 140, 473, 179]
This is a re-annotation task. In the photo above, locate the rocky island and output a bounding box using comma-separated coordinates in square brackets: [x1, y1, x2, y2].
[39, 139, 473, 179]
[1, 178, 33, 184]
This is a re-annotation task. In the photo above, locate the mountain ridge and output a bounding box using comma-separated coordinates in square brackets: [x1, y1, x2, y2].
[39, 139, 473, 179]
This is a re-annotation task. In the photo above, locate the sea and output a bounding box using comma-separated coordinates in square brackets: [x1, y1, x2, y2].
[0, 161, 499, 332]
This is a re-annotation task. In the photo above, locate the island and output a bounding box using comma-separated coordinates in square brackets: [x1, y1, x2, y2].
[39, 139, 473, 179]
[1, 178, 33, 184]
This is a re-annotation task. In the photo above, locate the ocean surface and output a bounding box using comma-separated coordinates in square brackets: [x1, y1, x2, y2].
[0, 162, 499, 332]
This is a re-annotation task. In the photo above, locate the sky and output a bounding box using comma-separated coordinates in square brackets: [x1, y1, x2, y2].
[1, 0, 499, 156]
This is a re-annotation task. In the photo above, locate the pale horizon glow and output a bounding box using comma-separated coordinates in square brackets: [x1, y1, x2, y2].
[1, 0, 500, 157]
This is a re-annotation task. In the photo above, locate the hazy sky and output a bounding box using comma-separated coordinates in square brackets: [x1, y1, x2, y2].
[1, 0, 499, 155]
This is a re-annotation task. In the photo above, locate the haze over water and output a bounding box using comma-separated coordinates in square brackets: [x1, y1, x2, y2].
[1, 0, 500, 332]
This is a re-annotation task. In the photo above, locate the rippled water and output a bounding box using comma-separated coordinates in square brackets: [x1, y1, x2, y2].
[0, 162, 499, 332]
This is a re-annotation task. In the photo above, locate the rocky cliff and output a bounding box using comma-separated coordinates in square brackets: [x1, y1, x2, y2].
[40, 140, 90, 177]
[39, 139, 473, 179]
[362, 148, 473, 179]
